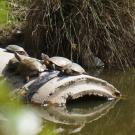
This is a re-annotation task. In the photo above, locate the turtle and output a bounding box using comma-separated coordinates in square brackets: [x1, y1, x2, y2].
[41, 53, 72, 70]
[7, 57, 20, 72]
[62, 62, 86, 75]
[6, 45, 28, 56]
[14, 52, 46, 82]
[6, 45, 29, 71]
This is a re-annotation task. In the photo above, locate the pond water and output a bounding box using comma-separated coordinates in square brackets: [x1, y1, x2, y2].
[0, 69, 135, 135]
[40, 69, 135, 135]
[43, 70, 135, 135]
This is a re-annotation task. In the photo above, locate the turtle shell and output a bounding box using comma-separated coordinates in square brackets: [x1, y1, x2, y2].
[15, 53, 46, 72]
[69, 63, 86, 74]
[7, 57, 19, 71]
[21, 59, 45, 72]
[6, 45, 28, 55]
[49, 56, 72, 67]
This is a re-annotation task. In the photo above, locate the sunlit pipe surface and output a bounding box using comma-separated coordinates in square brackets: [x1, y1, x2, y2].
[23, 72, 121, 106]
[0, 48, 121, 107]
[0, 49, 14, 74]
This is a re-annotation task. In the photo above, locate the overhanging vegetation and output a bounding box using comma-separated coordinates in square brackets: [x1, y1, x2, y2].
[25, 0, 135, 69]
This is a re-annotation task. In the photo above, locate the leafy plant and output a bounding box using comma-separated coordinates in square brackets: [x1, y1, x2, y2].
[0, 0, 9, 28]
[0, 79, 57, 135]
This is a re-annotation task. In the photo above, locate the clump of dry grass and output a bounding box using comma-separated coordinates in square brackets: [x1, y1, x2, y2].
[25, 0, 135, 69]
[0, 0, 31, 46]
[8, 0, 32, 23]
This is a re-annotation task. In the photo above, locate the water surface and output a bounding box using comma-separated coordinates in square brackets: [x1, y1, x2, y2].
[0, 69, 135, 135]
[44, 69, 135, 135]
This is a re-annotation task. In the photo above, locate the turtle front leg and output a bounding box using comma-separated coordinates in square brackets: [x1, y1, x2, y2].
[25, 76, 30, 83]
[52, 64, 56, 70]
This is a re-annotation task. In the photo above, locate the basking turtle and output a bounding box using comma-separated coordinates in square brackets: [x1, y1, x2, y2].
[15, 52, 46, 82]
[63, 62, 86, 75]
[7, 57, 20, 72]
[41, 53, 72, 70]
[6, 45, 29, 71]
[6, 45, 28, 56]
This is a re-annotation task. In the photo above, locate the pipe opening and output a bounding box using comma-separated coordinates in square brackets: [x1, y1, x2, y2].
[66, 94, 108, 107]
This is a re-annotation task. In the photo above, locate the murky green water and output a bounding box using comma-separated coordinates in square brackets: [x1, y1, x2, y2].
[86, 70, 135, 135]
[0, 69, 135, 135]
[43, 69, 135, 135]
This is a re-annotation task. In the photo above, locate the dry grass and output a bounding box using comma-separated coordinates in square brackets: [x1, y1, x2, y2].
[25, 0, 135, 69]
[0, 0, 31, 46]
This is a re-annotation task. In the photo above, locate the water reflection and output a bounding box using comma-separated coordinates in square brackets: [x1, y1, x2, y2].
[37, 100, 119, 134]
[37, 69, 135, 135]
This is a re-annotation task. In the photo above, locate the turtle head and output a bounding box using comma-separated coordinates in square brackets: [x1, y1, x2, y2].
[14, 52, 22, 62]
[41, 53, 50, 65]
[41, 53, 49, 60]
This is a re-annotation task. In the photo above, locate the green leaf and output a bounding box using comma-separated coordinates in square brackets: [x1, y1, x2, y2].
[0, 0, 9, 27]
